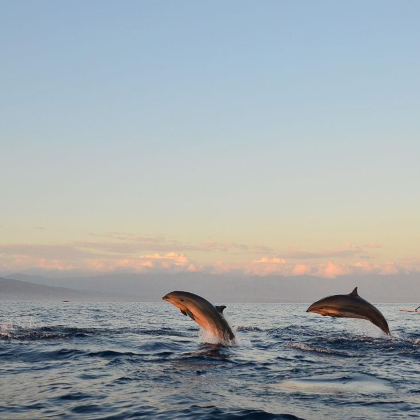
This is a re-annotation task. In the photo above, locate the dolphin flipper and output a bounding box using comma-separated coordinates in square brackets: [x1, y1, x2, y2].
[185, 309, 195, 320]
[162, 291, 236, 342]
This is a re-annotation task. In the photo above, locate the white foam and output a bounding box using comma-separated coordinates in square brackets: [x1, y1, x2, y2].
[233, 336, 253, 347]
[286, 340, 339, 355]
[0, 323, 15, 338]
[274, 373, 393, 395]
[197, 327, 252, 347]
[0, 318, 38, 339]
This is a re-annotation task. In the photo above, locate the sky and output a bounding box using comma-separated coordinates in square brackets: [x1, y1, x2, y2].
[1, 1, 419, 279]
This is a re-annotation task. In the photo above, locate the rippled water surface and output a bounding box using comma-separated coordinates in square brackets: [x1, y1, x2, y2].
[1, 302, 420, 419]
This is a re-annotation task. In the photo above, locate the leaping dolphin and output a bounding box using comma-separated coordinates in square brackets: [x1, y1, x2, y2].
[162, 291, 235, 343]
[306, 287, 390, 335]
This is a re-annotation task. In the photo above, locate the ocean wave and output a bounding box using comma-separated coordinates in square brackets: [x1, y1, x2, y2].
[235, 326, 263, 332]
[137, 405, 304, 420]
[0, 325, 111, 340]
[1, 302, 420, 420]
[286, 340, 354, 357]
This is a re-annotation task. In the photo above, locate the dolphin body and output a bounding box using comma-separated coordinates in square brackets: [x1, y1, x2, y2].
[306, 287, 390, 335]
[162, 291, 235, 343]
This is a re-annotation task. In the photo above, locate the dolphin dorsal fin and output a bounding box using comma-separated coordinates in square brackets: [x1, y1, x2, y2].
[216, 305, 226, 314]
[350, 287, 359, 296]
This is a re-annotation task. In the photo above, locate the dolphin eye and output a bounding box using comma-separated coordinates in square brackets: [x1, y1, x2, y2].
[180, 299, 184, 302]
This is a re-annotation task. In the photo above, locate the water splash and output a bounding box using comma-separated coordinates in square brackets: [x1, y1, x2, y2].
[198, 327, 232, 346]
[197, 327, 252, 347]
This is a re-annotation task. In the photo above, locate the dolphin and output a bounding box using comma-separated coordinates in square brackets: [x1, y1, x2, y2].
[306, 287, 390, 335]
[162, 291, 235, 343]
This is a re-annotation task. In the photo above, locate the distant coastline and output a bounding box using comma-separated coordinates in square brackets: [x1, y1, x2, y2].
[2, 272, 419, 303]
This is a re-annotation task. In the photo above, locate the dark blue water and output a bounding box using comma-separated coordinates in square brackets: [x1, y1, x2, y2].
[1, 302, 420, 419]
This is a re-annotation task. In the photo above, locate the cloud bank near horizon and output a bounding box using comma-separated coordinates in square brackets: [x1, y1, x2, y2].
[0, 234, 418, 278]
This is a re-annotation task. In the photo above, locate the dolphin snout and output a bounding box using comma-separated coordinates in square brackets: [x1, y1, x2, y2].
[306, 304, 315, 312]
[307, 303, 322, 313]
[162, 294, 170, 301]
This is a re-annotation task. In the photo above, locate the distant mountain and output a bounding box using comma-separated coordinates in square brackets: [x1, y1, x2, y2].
[0, 276, 130, 302]
[5, 272, 420, 303]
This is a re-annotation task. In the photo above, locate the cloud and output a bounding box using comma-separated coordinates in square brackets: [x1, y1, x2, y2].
[78, 232, 273, 256]
[0, 250, 416, 278]
[315, 262, 352, 278]
[311, 260, 413, 277]
[351, 261, 400, 275]
[243, 258, 353, 278]
[0, 236, 417, 278]
[0, 254, 76, 273]
[364, 242, 382, 249]
[73, 240, 187, 255]
[0, 243, 107, 260]
[212, 257, 414, 278]
[202, 241, 272, 254]
[292, 264, 312, 276]
[279, 242, 385, 260]
[0, 250, 201, 275]
[76, 234, 199, 254]
[252, 257, 286, 264]
[0, 234, 273, 275]
[0, 243, 194, 275]
[242, 257, 287, 276]
[281, 245, 363, 260]
[107, 252, 202, 273]
[140, 252, 201, 271]
[89, 231, 167, 244]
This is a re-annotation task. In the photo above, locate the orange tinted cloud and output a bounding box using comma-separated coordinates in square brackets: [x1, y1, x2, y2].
[0, 237, 416, 278]
[315, 262, 351, 278]
[292, 264, 311, 276]
[252, 257, 286, 264]
[364, 242, 382, 249]
[108, 253, 201, 273]
[282, 246, 362, 260]
[202, 241, 272, 254]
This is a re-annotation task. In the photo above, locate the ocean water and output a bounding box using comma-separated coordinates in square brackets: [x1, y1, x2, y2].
[1, 301, 420, 419]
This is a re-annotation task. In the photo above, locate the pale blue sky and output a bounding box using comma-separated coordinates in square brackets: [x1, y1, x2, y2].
[1, 1, 419, 275]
